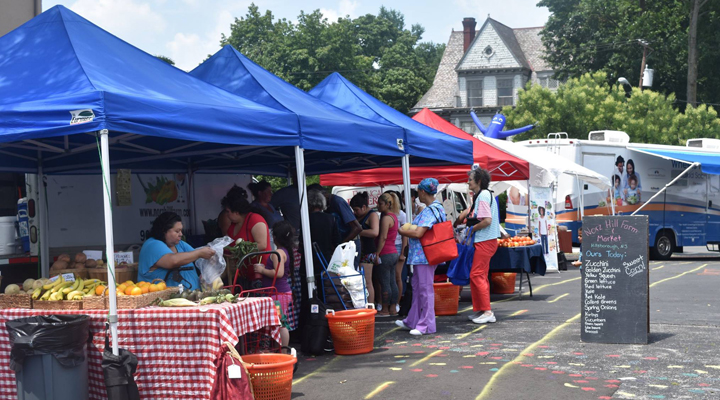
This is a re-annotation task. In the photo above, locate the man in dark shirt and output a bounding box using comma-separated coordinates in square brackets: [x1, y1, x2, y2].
[271, 178, 301, 231]
[307, 184, 362, 244]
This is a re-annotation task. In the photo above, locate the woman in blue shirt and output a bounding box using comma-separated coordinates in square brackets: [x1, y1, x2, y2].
[395, 178, 446, 336]
[138, 212, 214, 291]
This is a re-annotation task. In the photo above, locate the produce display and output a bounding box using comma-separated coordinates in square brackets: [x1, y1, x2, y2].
[498, 236, 536, 248]
[156, 288, 239, 307]
[116, 279, 167, 296]
[31, 276, 107, 301]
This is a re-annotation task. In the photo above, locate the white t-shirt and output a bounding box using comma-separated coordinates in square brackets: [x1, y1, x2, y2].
[538, 215, 548, 235]
[395, 210, 406, 247]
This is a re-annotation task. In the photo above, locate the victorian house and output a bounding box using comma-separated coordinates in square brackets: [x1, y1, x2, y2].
[411, 17, 558, 134]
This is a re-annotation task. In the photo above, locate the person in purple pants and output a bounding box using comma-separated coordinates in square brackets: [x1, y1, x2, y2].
[395, 178, 447, 336]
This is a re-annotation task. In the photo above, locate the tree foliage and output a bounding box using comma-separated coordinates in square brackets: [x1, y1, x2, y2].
[156, 55, 175, 66]
[538, 0, 720, 107]
[503, 72, 720, 145]
[221, 4, 444, 113]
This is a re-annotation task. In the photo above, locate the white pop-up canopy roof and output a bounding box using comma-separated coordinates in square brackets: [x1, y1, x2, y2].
[478, 136, 612, 190]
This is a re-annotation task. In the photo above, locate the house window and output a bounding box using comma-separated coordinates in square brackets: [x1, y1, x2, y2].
[461, 122, 478, 134]
[539, 76, 560, 89]
[497, 79, 513, 106]
[467, 80, 483, 107]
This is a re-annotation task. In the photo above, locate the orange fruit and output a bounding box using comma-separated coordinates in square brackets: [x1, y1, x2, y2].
[130, 286, 143, 296]
[124, 280, 134, 286]
[95, 285, 106, 295]
[124, 285, 137, 296]
[140, 285, 149, 294]
[148, 284, 159, 293]
[117, 283, 127, 292]
[137, 281, 150, 287]
[116, 289, 125, 296]
[157, 281, 167, 291]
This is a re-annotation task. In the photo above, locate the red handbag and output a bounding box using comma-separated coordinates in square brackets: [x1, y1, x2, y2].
[210, 343, 254, 400]
[420, 205, 458, 265]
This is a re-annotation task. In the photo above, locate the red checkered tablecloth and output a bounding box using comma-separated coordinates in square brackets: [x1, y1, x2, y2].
[0, 297, 280, 400]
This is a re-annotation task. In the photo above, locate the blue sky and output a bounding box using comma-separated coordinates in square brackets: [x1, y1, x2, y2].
[44, 0, 550, 71]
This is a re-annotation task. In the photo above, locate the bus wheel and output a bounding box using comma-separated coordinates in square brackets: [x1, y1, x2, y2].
[651, 231, 675, 260]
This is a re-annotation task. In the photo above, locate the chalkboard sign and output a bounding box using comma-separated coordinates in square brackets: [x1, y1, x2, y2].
[581, 215, 649, 344]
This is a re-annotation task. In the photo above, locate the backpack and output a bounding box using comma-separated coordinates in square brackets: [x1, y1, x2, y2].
[301, 295, 331, 356]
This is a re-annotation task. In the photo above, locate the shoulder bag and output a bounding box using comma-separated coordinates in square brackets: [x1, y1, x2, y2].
[419, 205, 458, 265]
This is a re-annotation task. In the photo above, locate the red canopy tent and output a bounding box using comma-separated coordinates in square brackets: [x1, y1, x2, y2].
[320, 108, 530, 186]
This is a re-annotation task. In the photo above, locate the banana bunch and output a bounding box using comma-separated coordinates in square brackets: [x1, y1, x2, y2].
[32, 276, 106, 301]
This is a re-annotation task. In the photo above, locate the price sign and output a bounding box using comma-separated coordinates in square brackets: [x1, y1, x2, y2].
[62, 273, 76, 282]
[114, 251, 134, 265]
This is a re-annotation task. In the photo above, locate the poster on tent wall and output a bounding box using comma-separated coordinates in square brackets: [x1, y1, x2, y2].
[529, 186, 559, 272]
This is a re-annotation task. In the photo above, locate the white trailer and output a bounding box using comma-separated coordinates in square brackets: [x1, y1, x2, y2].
[505, 131, 720, 259]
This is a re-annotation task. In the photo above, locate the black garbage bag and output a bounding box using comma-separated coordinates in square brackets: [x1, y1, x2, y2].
[301, 295, 330, 356]
[6, 314, 91, 372]
[102, 325, 140, 400]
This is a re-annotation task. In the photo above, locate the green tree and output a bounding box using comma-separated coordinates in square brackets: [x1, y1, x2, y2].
[504, 72, 720, 145]
[221, 4, 444, 113]
[156, 55, 175, 65]
[254, 175, 320, 193]
[538, 0, 720, 107]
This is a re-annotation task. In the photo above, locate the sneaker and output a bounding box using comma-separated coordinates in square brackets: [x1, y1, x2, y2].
[395, 320, 411, 330]
[472, 312, 496, 324]
[409, 329, 423, 336]
[468, 311, 484, 321]
[395, 304, 400, 313]
[376, 304, 382, 312]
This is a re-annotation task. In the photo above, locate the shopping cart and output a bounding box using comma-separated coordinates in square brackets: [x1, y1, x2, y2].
[313, 242, 366, 311]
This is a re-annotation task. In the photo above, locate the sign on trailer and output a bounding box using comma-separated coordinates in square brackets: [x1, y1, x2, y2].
[581, 215, 649, 344]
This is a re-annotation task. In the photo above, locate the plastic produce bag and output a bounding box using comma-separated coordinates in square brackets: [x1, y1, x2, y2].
[196, 236, 234, 288]
[336, 265, 367, 309]
[327, 241, 356, 274]
[6, 314, 91, 372]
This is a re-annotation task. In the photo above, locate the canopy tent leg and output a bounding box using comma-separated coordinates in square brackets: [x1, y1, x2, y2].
[632, 162, 700, 216]
[294, 147, 315, 295]
[99, 130, 119, 356]
[402, 155, 412, 220]
[37, 156, 50, 278]
[187, 166, 197, 236]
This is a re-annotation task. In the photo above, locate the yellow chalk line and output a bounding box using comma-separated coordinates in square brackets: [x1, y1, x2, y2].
[292, 356, 340, 386]
[409, 349, 444, 367]
[548, 293, 569, 303]
[509, 309, 528, 316]
[364, 381, 395, 399]
[652, 265, 665, 270]
[475, 263, 708, 399]
[460, 276, 582, 313]
[650, 264, 707, 287]
[474, 314, 581, 400]
[457, 325, 487, 340]
[375, 327, 400, 344]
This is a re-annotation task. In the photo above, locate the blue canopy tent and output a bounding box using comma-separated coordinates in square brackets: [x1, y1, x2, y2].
[191, 46, 475, 297]
[191, 45, 474, 171]
[629, 147, 720, 216]
[0, 5, 308, 357]
[310, 72, 475, 217]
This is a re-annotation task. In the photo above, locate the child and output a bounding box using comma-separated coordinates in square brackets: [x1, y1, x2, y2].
[612, 174, 624, 204]
[537, 206, 549, 254]
[624, 175, 641, 205]
[254, 220, 296, 347]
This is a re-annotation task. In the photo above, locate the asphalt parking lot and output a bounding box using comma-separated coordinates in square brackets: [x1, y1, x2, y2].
[291, 252, 720, 400]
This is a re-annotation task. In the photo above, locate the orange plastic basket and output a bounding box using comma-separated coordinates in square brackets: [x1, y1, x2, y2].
[490, 272, 517, 294]
[434, 282, 461, 316]
[242, 353, 297, 400]
[325, 307, 377, 355]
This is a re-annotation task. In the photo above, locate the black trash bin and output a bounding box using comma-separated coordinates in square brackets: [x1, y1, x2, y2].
[6, 314, 91, 400]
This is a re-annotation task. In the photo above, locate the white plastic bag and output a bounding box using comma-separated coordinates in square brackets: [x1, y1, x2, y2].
[195, 236, 233, 288]
[337, 265, 367, 309]
[327, 241, 356, 274]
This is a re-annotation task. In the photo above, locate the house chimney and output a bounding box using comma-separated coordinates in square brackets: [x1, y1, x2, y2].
[462, 17, 476, 53]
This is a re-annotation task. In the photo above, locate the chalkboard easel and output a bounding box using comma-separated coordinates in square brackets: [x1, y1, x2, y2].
[581, 215, 649, 344]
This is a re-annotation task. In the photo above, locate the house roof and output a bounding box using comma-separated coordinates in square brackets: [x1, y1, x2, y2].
[514, 27, 552, 72]
[413, 19, 550, 111]
[413, 31, 466, 109]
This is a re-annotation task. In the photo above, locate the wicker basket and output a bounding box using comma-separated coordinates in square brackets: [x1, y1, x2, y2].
[87, 264, 138, 283]
[84, 287, 178, 310]
[32, 299, 83, 310]
[0, 294, 33, 309]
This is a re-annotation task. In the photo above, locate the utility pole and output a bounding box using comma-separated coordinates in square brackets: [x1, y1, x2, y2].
[637, 39, 649, 89]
